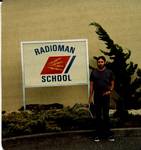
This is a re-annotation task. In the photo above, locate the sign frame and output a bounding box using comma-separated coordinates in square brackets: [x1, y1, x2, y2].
[21, 39, 89, 110]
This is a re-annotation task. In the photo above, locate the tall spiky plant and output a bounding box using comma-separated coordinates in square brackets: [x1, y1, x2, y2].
[89, 21, 141, 118]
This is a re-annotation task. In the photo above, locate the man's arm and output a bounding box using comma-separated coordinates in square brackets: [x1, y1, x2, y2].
[110, 80, 114, 91]
[89, 81, 94, 104]
[109, 79, 115, 94]
[103, 79, 115, 96]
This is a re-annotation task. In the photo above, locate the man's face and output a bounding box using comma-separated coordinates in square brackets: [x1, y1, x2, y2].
[97, 58, 105, 69]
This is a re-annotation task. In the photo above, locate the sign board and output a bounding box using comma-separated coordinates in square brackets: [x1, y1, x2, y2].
[21, 39, 89, 88]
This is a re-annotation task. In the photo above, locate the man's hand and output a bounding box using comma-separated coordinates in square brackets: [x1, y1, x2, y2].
[103, 90, 111, 96]
[89, 96, 93, 104]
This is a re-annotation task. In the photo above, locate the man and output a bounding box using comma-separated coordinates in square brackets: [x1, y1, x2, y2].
[89, 56, 115, 142]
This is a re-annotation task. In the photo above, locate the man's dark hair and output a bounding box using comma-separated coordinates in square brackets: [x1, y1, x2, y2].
[97, 56, 106, 62]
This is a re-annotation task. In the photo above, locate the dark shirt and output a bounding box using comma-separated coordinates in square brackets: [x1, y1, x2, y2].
[90, 68, 114, 94]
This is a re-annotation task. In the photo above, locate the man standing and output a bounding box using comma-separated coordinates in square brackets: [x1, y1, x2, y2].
[89, 56, 115, 142]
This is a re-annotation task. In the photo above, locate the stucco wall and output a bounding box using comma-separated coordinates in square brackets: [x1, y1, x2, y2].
[2, 0, 141, 111]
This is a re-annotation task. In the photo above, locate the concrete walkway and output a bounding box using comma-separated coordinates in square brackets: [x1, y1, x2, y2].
[2, 128, 141, 150]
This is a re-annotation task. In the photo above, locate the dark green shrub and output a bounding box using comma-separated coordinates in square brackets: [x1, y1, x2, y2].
[3, 103, 140, 138]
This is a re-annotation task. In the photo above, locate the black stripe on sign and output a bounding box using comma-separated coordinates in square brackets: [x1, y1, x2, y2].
[64, 56, 76, 73]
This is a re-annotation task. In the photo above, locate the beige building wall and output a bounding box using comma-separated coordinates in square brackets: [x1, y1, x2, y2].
[2, 0, 141, 112]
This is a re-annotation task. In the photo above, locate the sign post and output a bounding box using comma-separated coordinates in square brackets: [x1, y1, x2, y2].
[21, 39, 89, 110]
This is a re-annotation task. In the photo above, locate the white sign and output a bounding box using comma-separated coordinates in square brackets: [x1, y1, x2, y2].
[21, 39, 89, 87]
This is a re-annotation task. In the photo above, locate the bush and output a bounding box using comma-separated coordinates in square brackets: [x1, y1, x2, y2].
[2, 103, 141, 138]
[2, 111, 48, 138]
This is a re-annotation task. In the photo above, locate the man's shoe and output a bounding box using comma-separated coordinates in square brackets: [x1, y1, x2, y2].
[94, 137, 100, 142]
[108, 136, 115, 142]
